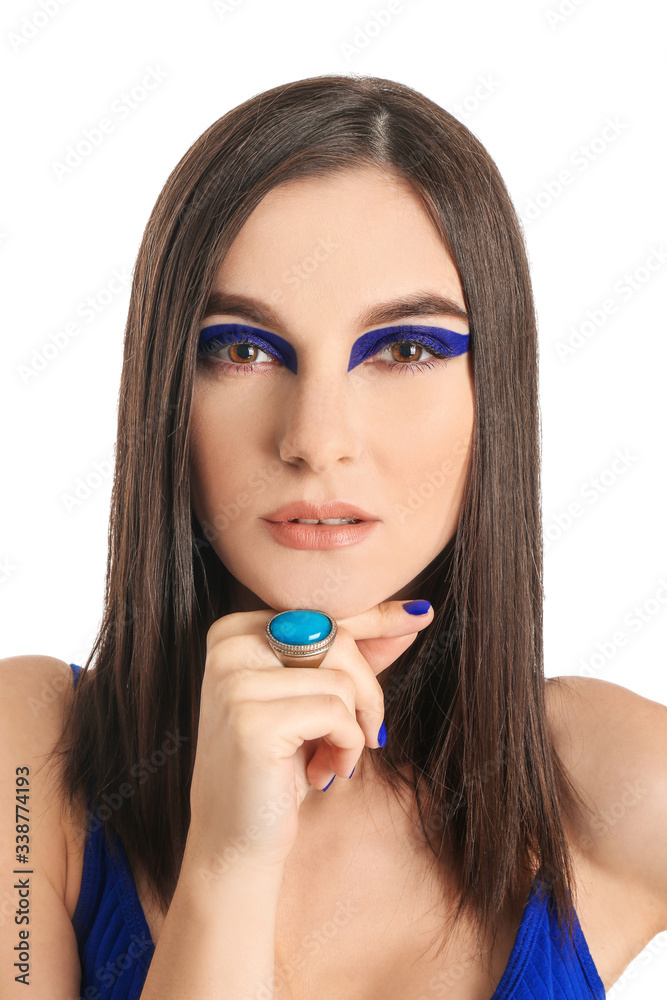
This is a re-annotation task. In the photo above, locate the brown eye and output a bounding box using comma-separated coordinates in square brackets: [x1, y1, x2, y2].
[389, 341, 423, 363]
[228, 342, 261, 364]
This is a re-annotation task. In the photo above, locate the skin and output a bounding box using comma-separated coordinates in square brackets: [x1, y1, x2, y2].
[19, 170, 660, 996]
[188, 165, 474, 813]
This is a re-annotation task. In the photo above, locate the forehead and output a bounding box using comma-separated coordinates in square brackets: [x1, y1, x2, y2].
[211, 167, 464, 317]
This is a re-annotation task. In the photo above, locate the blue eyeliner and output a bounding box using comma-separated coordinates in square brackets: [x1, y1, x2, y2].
[197, 321, 469, 375]
[347, 324, 469, 371]
[198, 323, 298, 373]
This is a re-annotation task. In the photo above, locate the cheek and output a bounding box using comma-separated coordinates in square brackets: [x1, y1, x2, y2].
[188, 396, 230, 520]
[387, 369, 474, 519]
[188, 392, 263, 526]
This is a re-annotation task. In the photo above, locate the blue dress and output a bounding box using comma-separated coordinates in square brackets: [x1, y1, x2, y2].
[68, 662, 606, 999]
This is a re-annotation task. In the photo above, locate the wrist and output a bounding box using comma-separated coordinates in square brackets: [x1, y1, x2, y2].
[179, 837, 286, 897]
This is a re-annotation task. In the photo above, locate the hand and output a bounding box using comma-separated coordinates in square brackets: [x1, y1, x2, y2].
[185, 600, 434, 876]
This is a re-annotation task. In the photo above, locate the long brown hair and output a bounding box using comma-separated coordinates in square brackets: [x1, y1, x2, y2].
[47, 73, 593, 967]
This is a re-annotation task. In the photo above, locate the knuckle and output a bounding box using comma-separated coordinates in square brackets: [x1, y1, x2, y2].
[221, 667, 253, 703]
[332, 623, 353, 648]
[222, 611, 247, 627]
[209, 634, 255, 670]
[329, 668, 355, 699]
[331, 628, 359, 661]
[228, 700, 260, 743]
[206, 618, 225, 647]
[220, 634, 249, 663]
[326, 691, 347, 716]
[207, 611, 244, 645]
[378, 600, 394, 625]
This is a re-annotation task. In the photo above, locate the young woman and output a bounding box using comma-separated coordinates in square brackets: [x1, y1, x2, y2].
[2, 74, 666, 1000]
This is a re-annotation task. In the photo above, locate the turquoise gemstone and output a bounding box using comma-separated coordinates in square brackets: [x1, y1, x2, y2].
[269, 610, 331, 646]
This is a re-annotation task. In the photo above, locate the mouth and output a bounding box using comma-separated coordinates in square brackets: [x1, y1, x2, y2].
[289, 517, 362, 525]
[261, 515, 380, 550]
[263, 500, 380, 524]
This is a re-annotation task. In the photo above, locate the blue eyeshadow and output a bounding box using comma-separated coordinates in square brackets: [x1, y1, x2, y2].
[198, 323, 298, 373]
[197, 322, 469, 374]
[347, 324, 469, 371]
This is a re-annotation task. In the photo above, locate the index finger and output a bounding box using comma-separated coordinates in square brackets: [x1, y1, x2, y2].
[335, 599, 434, 639]
[207, 600, 433, 651]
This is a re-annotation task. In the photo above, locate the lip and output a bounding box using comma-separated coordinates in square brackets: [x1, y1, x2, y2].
[263, 500, 380, 522]
[261, 518, 379, 550]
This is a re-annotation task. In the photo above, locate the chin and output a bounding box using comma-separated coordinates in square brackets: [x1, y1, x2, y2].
[255, 589, 369, 622]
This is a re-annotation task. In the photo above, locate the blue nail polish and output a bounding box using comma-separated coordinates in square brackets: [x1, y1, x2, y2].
[348, 766, 356, 778]
[323, 775, 335, 791]
[402, 600, 431, 615]
[377, 722, 387, 747]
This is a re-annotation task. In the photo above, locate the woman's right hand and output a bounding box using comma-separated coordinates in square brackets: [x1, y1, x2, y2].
[184, 600, 434, 879]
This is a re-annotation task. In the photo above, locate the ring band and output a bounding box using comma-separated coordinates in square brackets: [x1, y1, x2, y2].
[265, 609, 337, 668]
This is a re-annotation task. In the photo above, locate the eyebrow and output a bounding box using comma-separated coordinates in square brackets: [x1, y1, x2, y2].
[202, 290, 468, 334]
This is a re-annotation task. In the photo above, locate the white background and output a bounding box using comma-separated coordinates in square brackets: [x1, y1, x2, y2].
[1, 0, 666, 994]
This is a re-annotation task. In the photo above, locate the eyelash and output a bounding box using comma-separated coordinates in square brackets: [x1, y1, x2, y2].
[197, 333, 452, 377]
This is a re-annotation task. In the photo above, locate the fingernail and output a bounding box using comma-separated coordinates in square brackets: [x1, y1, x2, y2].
[377, 722, 387, 748]
[348, 766, 356, 778]
[402, 600, 431, 615]
[322, 775, 335, 791]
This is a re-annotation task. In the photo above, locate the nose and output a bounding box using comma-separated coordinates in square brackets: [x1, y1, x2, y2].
[277, 366, 363, 471]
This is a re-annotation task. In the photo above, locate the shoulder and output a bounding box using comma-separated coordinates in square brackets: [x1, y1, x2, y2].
[0, 656, 83, 994]
[545, 675, 667, 936]
[0, 653, 77, 709]
[0, 655, 76, 892]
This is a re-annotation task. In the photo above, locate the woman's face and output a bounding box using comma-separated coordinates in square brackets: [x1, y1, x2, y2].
[189, 166, 474, 618]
